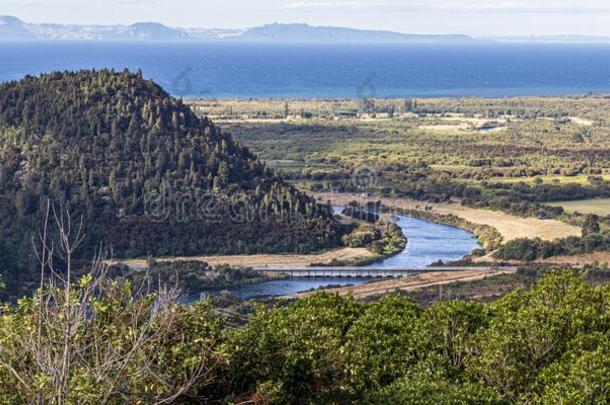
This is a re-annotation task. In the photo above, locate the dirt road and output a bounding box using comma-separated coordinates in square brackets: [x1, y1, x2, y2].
[296, 268, 517, 299]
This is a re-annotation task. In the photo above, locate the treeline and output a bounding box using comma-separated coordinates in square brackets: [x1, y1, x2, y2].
[487, 181, 610, 203]
[341, 201, 380, 223]
[495, 214, 609, 261]
[3, 270, 610, 403]
[0, 70, 342, 298]
[340, 202, 407, 257]
[309, 165, 610, 218]
[496, 233, 610, 261]
[383, 173, 608, 222]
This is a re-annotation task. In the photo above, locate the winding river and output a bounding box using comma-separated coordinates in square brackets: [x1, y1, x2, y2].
[225, 211, 480, 299]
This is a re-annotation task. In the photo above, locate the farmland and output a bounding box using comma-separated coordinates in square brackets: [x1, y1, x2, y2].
[187, 96, 610, 265]
[548, 198, 610, 216]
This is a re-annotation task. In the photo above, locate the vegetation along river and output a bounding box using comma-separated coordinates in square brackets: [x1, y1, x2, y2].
[223, 212, 481, 299]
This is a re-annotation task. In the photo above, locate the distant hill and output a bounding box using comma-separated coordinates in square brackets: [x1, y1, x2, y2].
[1, 16, 191, 41]
[0, 16, 34, 40]
[4, 16, 610, 44]
[0, 70, 341, 298]
[0, 16, 475, 43]
[487, 34, 610, 43]
[239, 23, 475, 43]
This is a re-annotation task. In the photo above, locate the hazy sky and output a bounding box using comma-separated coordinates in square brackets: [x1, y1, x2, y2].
[3, 0, 610, 36]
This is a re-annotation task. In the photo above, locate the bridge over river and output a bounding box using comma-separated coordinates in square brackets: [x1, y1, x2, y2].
[253, 266, 516, 278]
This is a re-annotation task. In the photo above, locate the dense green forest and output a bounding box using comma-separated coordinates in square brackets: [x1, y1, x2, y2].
[3, 269, 610, 403]
[0, 70, 342, 298]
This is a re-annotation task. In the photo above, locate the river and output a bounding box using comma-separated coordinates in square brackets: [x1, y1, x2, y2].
[223, 212, 480, 299]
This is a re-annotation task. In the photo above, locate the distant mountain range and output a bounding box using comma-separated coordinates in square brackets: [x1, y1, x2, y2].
[237, 23, 474, 43]
[0, 16, 196, 41]
[2, 16, 609, 43]
[487, 35, 610, 44]
[0, 16, 472, 43]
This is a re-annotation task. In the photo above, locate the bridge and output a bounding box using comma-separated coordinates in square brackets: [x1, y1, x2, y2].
[252, 266, 516, 278]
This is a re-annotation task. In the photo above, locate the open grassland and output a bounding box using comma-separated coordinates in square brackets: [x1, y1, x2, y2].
[433, 203, 582, 241]
[547, 198, 610, 216]
[116, 247, 375, 269]
[312, 192, 582, 242]
[541, 251, 610, 266]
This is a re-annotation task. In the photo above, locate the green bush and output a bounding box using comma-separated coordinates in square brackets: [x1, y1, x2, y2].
[3, 270, 610, 403]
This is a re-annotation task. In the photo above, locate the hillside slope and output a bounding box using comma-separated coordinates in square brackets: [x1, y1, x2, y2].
[0, 69, 341, 296]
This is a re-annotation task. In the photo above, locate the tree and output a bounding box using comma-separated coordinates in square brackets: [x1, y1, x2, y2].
[367, 371, 503, 405]
[222, 293, 361, 403]
[466, 271, 609, 401]
[344, 296, 421, 394]
[583, 214, 601, 236]
[537, 336, 610, 404]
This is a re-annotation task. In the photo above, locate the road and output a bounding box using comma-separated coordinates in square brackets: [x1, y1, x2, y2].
[254, 265, 517, 278]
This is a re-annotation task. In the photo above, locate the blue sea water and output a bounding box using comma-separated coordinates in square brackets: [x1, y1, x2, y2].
[1, 41, 610, 98]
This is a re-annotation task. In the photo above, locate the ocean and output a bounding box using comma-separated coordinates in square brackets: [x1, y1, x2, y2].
[1, 41, 610, 98]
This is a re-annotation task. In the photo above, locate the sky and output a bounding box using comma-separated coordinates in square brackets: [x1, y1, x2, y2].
[2, 0, 610, 36]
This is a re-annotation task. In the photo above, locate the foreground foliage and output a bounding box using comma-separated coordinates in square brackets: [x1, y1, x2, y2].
[2, 269, 610, 403]
[0, 280, 224, 403]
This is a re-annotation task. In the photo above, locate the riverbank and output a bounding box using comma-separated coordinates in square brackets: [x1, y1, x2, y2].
[115, 204, 479, 272]
[312, 193, 581, 243]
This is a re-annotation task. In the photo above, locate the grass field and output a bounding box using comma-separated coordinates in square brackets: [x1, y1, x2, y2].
[115, 247, 375, 269]
[548, 198, 610, 216]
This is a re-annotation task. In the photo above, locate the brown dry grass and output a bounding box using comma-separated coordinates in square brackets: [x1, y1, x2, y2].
[115, 247, 374, 269]
[296, 269, 517, 299]
[541, 251, 610, 266]
[432, 204, 581, 242]
[312, 192, 581, 242]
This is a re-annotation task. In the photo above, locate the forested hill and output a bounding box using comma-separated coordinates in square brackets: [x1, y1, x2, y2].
[0, 69, 341, 297]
